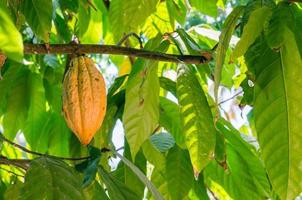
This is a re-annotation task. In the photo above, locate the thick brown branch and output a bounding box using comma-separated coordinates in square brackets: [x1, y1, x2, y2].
[23, 44, 211, 64]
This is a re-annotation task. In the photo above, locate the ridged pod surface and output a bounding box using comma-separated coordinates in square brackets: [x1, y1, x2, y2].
[62, 56, 106, 145]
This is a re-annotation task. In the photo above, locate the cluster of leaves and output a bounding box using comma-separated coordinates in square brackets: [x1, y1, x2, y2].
[0, 0, 302, 199]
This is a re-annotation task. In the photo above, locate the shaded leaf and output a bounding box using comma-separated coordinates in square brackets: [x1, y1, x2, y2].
[98, 167, 140, 200]
[214, 6, 244, 101]
[166, 146, 194, 200]
[21, 0, 53, 41]
[23, 157, 85, 200]
[113, 150, 164, 200]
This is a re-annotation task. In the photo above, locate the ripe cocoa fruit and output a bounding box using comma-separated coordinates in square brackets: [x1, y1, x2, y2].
[62, 56, 106, 145]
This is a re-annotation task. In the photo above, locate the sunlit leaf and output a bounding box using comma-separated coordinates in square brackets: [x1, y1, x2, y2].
[247, 3, 302, 199]
[189, 0, 218, 17]
[0, 1, 23, 61]
[109, 0, 158, 41]
[232, 7, 272, 60]
[177, 65, 216, 173]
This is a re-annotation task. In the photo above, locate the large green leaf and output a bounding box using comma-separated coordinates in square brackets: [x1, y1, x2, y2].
[98, 167, 140, 200]
[150, 168, 170, 200]
[214, 6, 244, 102]
[123, 38, 168, 159]
[4, 181, 23, 200]
[159, 97, 185, 149]
[123, 60, 160, 159]
[166, 146, 194, 200]
[77, 0, 106, 43]
[113, 150, 164, 200]
[0, 1, 23, 61]
[83, 181, 109, 200]
[2, 68, 30, 139]
[188, 0, 218, 17]
[24, 72, 49, 152]
[124, 143, 147, 198]
[21, 0, 52, 41]
[47, 113, 71, 157]
[109, 0, 158, 41]
[22, 157, 85, 200]
[176, 65, 216, 173]
[142, 139, 166, 171]
[232, 7, 272, 60]
[204, 121, 271, 200]
[246, 4, 302, 199]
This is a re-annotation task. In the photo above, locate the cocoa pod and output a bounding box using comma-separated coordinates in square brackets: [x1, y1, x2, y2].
[62, 56, 106, 145]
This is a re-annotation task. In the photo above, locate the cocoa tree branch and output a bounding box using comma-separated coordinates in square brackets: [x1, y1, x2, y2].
[0, 134, 90, 161]
[22, 44, 211, 64]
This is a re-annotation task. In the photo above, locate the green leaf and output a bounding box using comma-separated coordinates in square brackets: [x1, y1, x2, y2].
[113, 150, 164, 200]
[109, 0, 158, 41]
[233, 7, 272, 60]
[247, 5, 302, 199]
[166, 146, 194, 200]
[4, 181, 23, 200]
[21, 0, 53, 41]
[47, 113, 71, 157]
[83, 181, 109, 200]
[150, 168, 170, 200]
[0, 1, 23, 61]
[77, 0, 105, 44]
[142, 139, 166, 170]
[188, 174, 210, 200]
[3, 68, 30, 139]
[189, 0, 218, 17]
[24, 72, 49, 152]
[124, 143, 147, 198]
[58, 0, 79, 12]
[123, 60, 160, 159]
[23, 157, 85, 200]
[204, 121, 271, 200]
[150, 132, 175, 153]
[166, 0, 186, 25]
[159, 77, 177, 97]
[123, 38, 168, 159]
[159, 97, 186, 148]
[98, 167, 140, 200]
[176, 65, 216, 173]
[214, 6, 244, 102]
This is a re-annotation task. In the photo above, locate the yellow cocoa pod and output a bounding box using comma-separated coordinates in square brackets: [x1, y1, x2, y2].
[62, 56, 106, 145]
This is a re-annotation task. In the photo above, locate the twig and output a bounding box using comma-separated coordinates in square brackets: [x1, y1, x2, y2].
[0, 134, 90, 161]
[217, 90, 243, 106]
[0, 155, 30, 170]
[20, 44, 211, 64]
[0, 166, 25, 178]
[117, 32, 143, 49]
